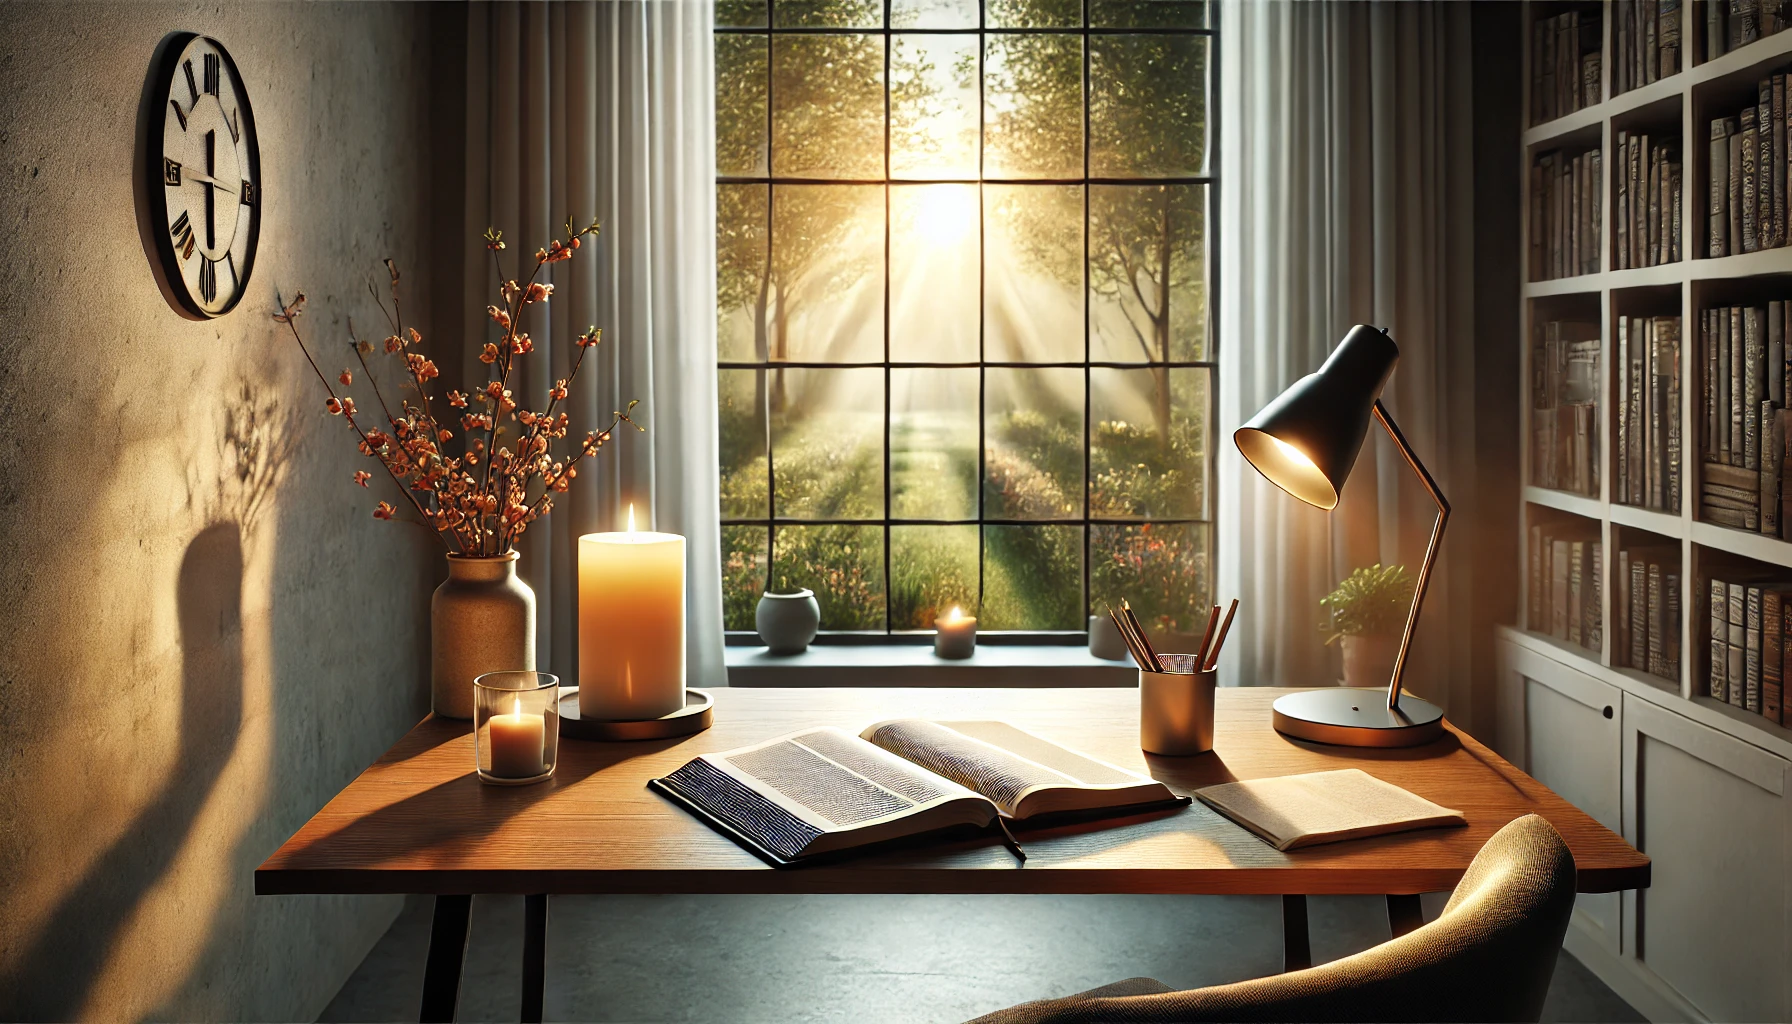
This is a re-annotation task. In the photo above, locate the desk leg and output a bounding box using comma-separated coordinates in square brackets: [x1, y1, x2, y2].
[420, 894, 472, 1023]
[522, 894, 547, 1024]
[1281, 895, 1311, 972]
[1387, 894, 1424, 938]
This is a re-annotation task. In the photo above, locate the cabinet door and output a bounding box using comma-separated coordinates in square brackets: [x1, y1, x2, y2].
[1499, 639, 1623, 952]
[1623, 695, 1792, 1023]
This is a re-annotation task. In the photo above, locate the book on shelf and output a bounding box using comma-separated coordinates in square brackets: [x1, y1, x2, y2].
[1707, 0, 1791, 64]
[1534, 10, 1601, 123]
[1617, 315, 1680, 510]
[650, 720, 1188, 866]
[1706, 68, 1792, 257]
[1530, 149, 1602, 280]
[1700, 302, 1792, 537]
[1619, 545, 1678, 682]
[1532, 319, 1601, 495]
[1709, 573, 1792, 725]
[1614, 132, 1680, 270]
[1529, 521, 1601, 654]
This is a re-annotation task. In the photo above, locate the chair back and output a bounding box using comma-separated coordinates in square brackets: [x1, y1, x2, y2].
[970, 813, 1578, 1023]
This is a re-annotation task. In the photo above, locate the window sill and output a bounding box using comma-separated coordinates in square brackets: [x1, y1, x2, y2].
[724, 644, 1138, 688]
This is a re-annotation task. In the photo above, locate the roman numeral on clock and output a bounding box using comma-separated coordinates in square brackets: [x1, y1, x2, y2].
[162, 157, 182, 187]
[169, 98, 187, 131]
[199, 258, 217, 302]
[171, 210, 196, 260]
[183, 59, 198, 104]
[204, 53, 220, 96]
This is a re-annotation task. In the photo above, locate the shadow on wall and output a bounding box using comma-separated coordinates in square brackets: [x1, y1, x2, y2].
[0, 524, 246, 1020]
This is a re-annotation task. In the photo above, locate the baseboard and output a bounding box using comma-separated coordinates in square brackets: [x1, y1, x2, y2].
[1563, 921, 1706, 1024]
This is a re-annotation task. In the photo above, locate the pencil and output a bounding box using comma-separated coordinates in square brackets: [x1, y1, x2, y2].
[1194, 604, 1221, 666]
[1108, 604, 1151, 670]
[1202, 598, 1239, 671]
[1122, 600, 1162, 672]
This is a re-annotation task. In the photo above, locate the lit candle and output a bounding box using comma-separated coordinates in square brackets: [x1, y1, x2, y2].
[935, 605, 977, 659]
[487, 695, 546, 778]
[578, 504, 686, 720]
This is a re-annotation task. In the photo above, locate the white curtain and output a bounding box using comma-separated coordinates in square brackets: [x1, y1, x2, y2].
[1217, 1, 1481, 725]
[463, 1, 726, 687]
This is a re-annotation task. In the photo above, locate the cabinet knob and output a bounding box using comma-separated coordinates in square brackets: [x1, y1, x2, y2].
[1603, 705, 1614, 719]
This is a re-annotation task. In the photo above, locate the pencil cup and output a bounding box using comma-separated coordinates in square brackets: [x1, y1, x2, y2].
[1140, 654, 1216, 756]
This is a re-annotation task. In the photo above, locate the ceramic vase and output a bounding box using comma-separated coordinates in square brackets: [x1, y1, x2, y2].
[756, 589, 820, 654]
[1340, 633, 1399, 689]
[431, 551, 536, 719]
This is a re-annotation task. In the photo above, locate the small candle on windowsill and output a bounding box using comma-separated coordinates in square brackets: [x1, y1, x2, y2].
[934, 605, 977, 659]
[487, 696, 547, 778]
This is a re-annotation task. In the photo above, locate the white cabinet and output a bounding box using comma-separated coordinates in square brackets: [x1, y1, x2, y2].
[1497, 640, 1624, 954]
[1622, 695, 1792, 1024]
[1498, 630, 1792, 1023]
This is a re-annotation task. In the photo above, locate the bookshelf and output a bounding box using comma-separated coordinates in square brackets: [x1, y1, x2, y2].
[1519, 5, 1792, 754]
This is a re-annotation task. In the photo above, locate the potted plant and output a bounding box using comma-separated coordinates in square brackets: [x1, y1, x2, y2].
[276, 218, 639, 719]
[756, 577, 820, 655]
[1320, 563, 1415, 688]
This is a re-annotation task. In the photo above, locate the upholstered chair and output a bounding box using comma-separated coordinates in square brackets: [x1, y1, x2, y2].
[968, 813, 1577, 1024]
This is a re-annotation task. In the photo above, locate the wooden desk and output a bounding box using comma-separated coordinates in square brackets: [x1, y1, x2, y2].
[258, 688, 1648, 1020]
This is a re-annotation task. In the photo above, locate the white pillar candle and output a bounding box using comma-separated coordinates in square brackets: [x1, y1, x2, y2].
[935, 606, 977, 659]
[578, 505, 686, 720]
[487, 697, 547, 778]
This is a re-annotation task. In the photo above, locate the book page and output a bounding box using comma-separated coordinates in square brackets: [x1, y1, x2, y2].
[860, 719, 1076, 815]
[1195, 769, 1466, 851]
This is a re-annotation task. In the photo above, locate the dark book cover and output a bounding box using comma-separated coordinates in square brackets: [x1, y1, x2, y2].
[1747, 306, 1765, 470]
[1765, 590, 1783, 721]
[1666, 570, 1683, 678]
[1668, 317, 1683, 510]
[1633, 559, 1651, 669]
[1712, 118, 1734, 257]
[1762, 82, 1776, 247]
[1748, 585, 1765, 712]
[1743, 106, 1760, 252]
[1775, 75, 1788, 248]
[1730, 581, 1749, 706]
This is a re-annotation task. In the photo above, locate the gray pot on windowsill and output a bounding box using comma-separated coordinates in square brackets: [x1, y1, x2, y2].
[756, 588, 820, 655]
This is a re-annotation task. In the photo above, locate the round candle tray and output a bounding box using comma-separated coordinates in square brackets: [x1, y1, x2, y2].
[558, 687, 713, 741]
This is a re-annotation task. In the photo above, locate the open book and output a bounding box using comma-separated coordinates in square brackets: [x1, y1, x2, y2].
[650, 720, 1186, 867]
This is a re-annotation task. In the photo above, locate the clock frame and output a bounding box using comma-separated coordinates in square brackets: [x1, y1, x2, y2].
[141, 33, 261, 320]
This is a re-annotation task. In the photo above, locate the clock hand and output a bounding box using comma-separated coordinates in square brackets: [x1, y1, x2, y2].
[183, 169, 236, 193]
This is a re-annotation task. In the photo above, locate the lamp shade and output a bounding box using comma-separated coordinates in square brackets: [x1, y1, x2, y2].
[1234, 324, 1398, 510]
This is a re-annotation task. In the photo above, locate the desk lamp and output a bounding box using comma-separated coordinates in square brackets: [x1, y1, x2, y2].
[1233, 324, 1447, 747]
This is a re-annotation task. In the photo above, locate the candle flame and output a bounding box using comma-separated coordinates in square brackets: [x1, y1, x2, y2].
[512, 695, 521, 716]
[627, 503, 636, 533]
[949, 606, 962, 620]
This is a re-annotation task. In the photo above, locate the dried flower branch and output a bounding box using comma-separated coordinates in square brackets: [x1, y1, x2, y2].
[277, 217, 638, 556]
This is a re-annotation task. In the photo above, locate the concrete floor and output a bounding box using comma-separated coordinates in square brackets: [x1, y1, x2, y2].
[321, 893, 1644, 1023]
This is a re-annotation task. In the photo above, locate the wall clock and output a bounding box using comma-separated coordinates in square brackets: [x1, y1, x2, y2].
[142, 33, 261, 319]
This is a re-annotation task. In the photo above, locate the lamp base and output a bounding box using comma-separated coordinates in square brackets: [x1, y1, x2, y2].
[1271, 688, 1445, 748]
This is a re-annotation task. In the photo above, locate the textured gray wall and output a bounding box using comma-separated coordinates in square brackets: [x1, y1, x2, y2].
[0, 4, 465, 1020]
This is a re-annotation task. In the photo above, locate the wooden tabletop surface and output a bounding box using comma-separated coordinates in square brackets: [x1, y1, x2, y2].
[255, 687, 1649, 897]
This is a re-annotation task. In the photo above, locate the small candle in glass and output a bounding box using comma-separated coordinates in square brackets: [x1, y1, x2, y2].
[474, 671, 560, 785]
[934, 605, 977, 659]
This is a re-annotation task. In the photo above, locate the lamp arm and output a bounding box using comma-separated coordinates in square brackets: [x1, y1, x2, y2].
[1371, 400, 1451, 712]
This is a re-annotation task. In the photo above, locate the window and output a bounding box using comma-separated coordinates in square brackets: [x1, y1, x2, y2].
[716, 0, 1214, 638]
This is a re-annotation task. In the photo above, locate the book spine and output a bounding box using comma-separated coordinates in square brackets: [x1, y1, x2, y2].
[1649, 146, 1664, 266]
[1742, 0, 1762, 47]
[1635, 316, 1650, 503]
[1673, 153, 1684, 262]
[1762, 82, 1776, 247]
[1748, 584, 1765, 711]
[1618, 550, 1634, 664]
[1713, 118, 1733, 257]
[1635, 134, 1648, 268]
[1569, 539, 1585, 645]
[1669, 317, 1683, 511]
[1712, 576, 1730, 701]
[1655, 0, 1670, 75]
[1720, 308, 1733, 463]
[1646, 0, 1660, 84]
[1731, 128, 1746, 257]
[1730, 581, 1748, 705]
[1529, 524, 1544, 631]
[1780, 409, 1792, 540]
[1744, 106, 1760, 252]
[1585, 51, 1602, 111]
[1783, 596, 1792, 723]
[1649, 563, 1666, 676]
[1711, 0, 1729, 61]
[1768, 400, 1785, 535]
[1748, 306, 1765, 470]
[1766, 590, 1784, 722]
[1592, 148, 1604, 272]
[1772, 300, 1785, 406]
[1620, 315, 1632, 498]
[1666, 569, 1682, 678]
[1591, 542, 1605, 654]
[1552, 539, 1572, 638]
[1776, 75, 1788, 247]
[1634, 560, 1651, 669]
[1732, 306, 1746, 466]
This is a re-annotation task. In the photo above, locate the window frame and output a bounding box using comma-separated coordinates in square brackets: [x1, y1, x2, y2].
[717, 0, 1220, 643]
